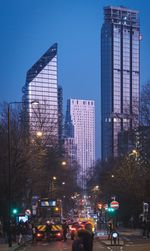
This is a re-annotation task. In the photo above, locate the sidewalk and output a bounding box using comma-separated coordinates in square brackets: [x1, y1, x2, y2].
[118, 227, 142, 236]
[95, 227, 142, 246]
[0, 235, 32, 251]
[0, 242, 20, 251]
[97, 233, 125, 246]
[100, 239, 124, 246]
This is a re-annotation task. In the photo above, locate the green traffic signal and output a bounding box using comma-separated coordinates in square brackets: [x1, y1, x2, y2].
[106, 207, 115, 212]
[12, 208, 18, 214]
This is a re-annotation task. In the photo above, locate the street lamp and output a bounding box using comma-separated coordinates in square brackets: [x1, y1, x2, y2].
[7, 100, 38, 247]
[129, 149, 139, 158]
[50, 176, 57, 199]
[61, 161, 67, 166]
[36, 131, 43, 137]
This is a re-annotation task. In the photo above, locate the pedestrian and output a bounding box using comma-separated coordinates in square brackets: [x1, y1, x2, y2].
[108, 222, 113, 239]
[77, 227, 93, 251]
[142, 220, 147, 237]
[45, 221, 52, 241]
[85, 223, 94, 251]
[17, 220, 26, 245]
[72, 232, 84, 251]
[0, 219, 3, 238]
[31, 222, 37, 243]
[11, 219, 17, 242]
[3, 219, 9, 243]
[62, 220, 69, 241]
[129, 216, 134, 229]
[146, 219, 150, 238]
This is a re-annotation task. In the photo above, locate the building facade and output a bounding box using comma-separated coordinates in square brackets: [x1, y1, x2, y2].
[64, 137, 77, 166]
[22, 43, 60, 143]
[101, 6, 140, 160]
[65, 99, 95, 188]
[58, 85, 63, 146]
[64, 102, 77, 169]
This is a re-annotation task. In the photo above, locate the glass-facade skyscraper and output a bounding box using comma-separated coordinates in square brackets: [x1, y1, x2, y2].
[101, 6, 140, 160]
[22, 43, 59, 142]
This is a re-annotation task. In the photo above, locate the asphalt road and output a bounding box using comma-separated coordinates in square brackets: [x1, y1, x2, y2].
[17, 237, 150, 251]
[19, 239, 108, 251]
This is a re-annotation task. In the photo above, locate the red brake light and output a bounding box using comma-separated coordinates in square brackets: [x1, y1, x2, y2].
[56, 232, 61, 237]
[71, 227, 76, 231]
[37, 233, 42, 237]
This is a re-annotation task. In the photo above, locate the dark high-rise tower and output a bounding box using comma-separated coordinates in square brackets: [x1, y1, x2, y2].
[101, 6, 140, 160]
[58, 85, 63, 146]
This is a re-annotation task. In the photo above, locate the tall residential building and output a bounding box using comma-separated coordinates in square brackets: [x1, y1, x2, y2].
[22, 43, 60, 143]
[65, 99, 95, 188]
[101, 6, 140, 160]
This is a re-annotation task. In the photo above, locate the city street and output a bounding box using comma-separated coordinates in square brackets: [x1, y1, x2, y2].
[14, 239, 114, 251]
[1, 2, 150, 251]
[15, 236, 150, 251]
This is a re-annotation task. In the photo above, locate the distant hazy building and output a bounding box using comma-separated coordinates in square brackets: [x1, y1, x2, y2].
[22, 43, 60, 142]
[65, 99, 95, 188]
[64, 102, 77, 167]
[101, 6, 140, 160]
[64, 137, 77, 166]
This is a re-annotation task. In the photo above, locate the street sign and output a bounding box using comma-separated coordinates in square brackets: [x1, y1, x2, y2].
[32, 209, 36, 215]
[103, 203, 108, 210]
[143, 202, 149, 213]
[25, 209, 31, 216]
[110, 201, 119, 209]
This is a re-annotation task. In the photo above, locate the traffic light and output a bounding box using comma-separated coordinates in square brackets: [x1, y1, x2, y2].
[106, 207, 115, 213]
[12, 208, 18, 215]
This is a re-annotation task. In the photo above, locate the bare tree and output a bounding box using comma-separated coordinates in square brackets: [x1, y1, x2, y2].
[140, 81, 150, 126]
[0, 103, 33, 216]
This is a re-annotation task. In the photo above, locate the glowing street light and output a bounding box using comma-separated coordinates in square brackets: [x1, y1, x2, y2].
[61, 161, 67, 166]
[36, 131, 43, 137]
[132, 149, 137, 154]
[129, 149, 139, 158]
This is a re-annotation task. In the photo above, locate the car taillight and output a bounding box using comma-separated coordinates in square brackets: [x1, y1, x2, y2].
[56, 232, 61, 237]
[37, 233, 43, 237]
[70, 227, 76, 231]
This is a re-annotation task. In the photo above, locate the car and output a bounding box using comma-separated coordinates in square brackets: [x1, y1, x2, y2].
[35, 230, 44, 241]
[70, 222, 81, 240]
[47, 225, 63, 241]
[35, 224, 63, 241]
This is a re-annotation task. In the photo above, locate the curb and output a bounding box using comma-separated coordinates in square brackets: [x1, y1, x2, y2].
[99, 238, 125, 246]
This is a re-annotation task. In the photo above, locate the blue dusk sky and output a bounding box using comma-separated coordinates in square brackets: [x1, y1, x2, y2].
[1, 0, 150, 159]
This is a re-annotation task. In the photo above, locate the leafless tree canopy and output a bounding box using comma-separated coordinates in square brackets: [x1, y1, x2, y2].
[0, 102, 79, 218]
